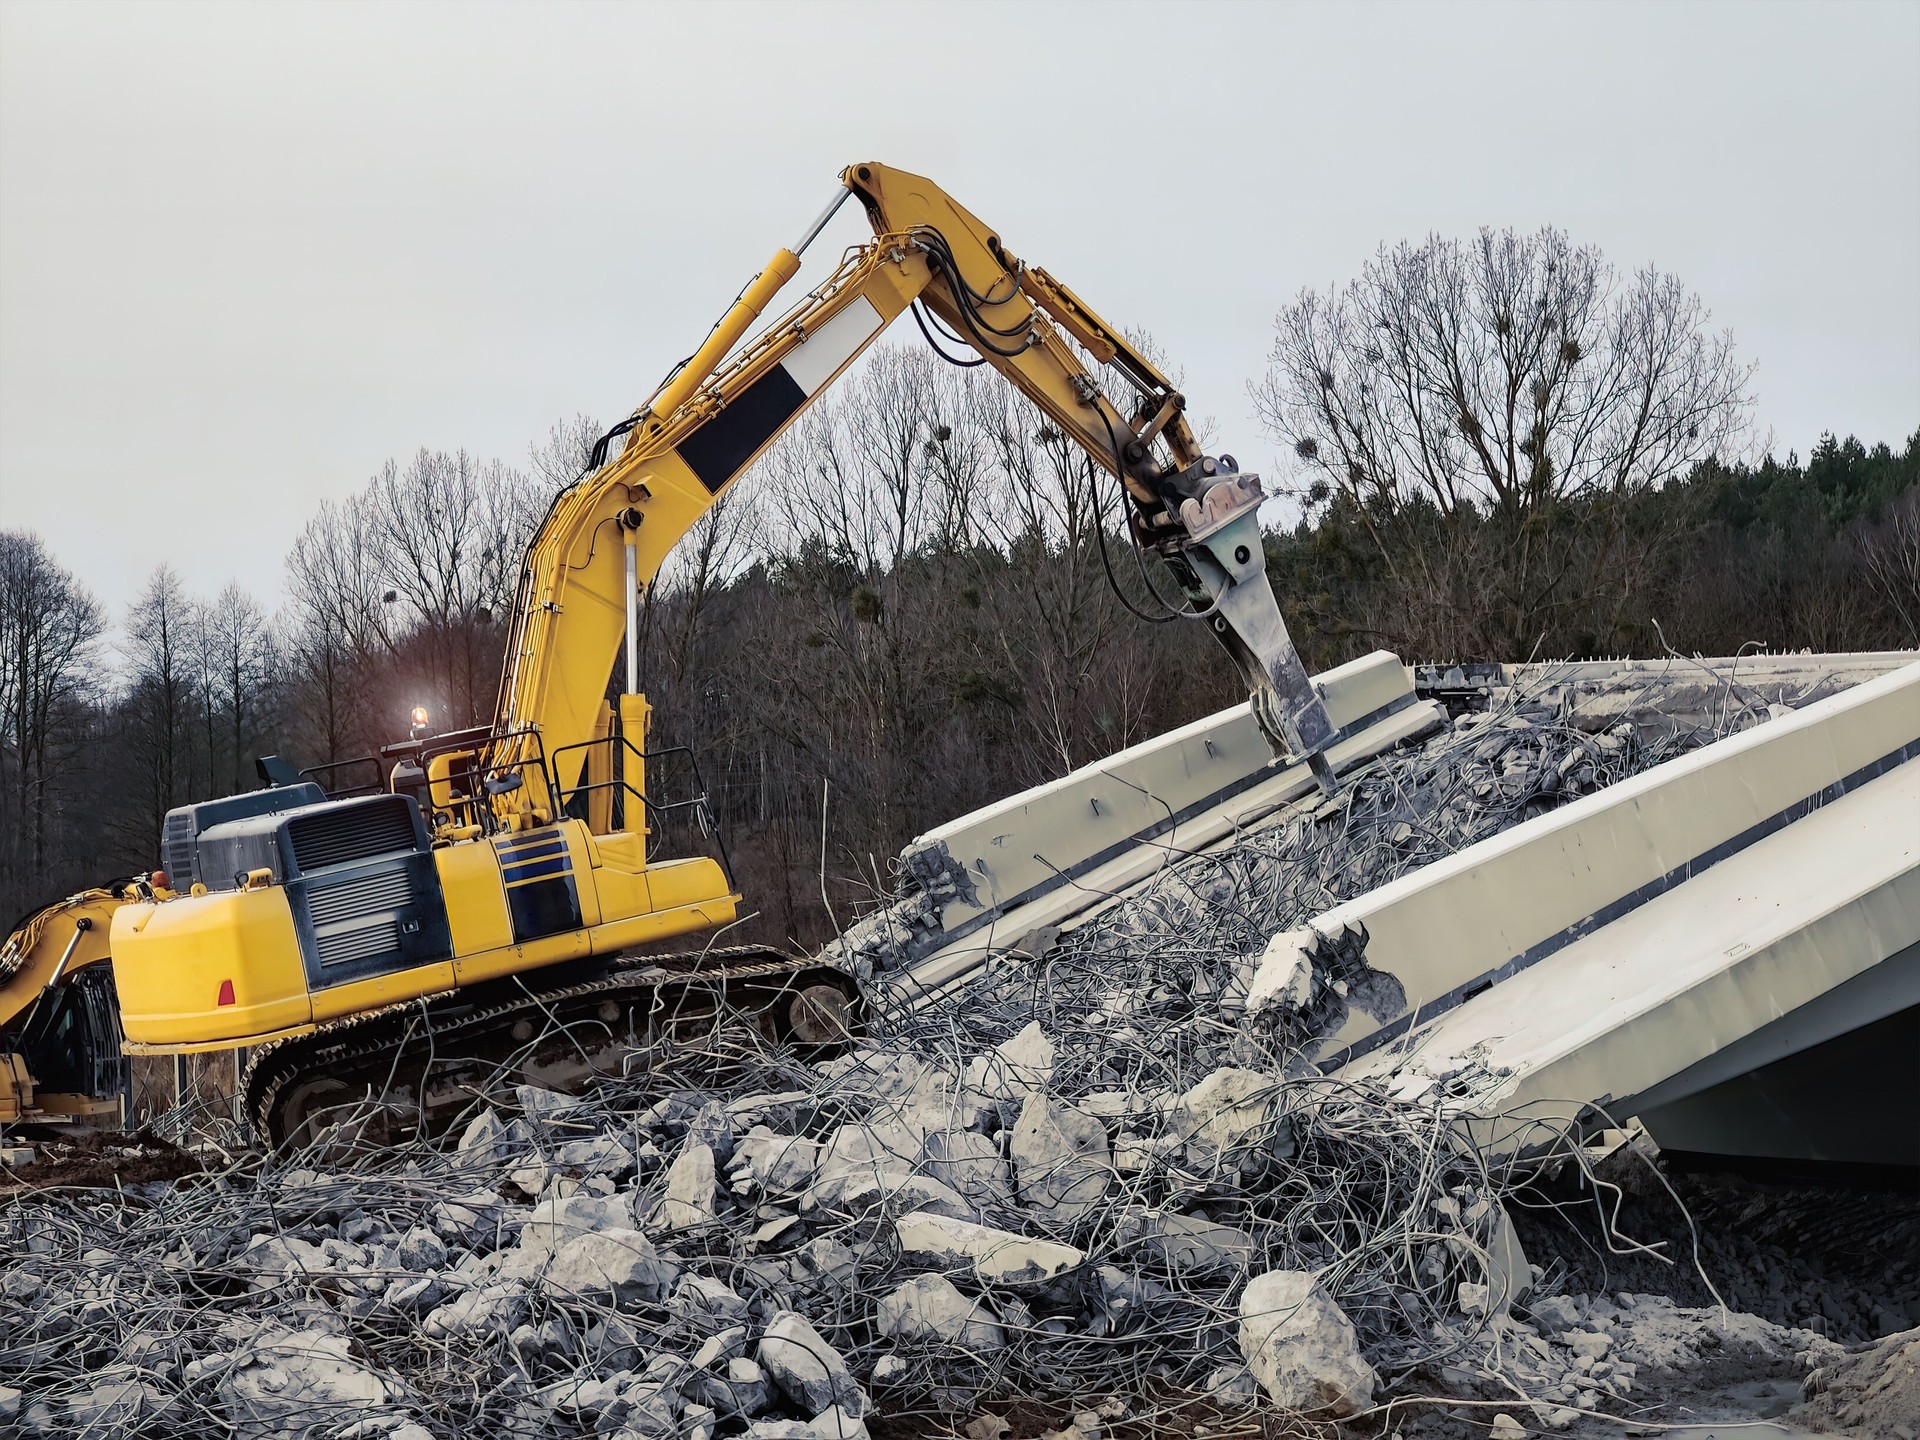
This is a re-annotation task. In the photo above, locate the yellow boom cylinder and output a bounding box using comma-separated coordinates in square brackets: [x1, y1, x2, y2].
[645, 247, 803, 425]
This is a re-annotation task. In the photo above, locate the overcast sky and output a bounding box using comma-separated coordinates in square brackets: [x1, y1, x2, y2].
[3, 0, 1916, 617]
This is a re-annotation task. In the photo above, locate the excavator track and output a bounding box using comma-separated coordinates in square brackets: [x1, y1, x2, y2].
[240, 946, 857, 1149]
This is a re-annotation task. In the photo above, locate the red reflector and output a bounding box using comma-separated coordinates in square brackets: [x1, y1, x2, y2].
[216, 979, 236, 1007]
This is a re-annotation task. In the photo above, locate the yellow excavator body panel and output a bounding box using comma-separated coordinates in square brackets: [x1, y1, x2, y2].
[113, 886, 312, 1046]
[111, 818, 737, 1054]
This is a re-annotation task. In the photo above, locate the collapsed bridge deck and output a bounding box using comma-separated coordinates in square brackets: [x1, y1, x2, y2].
[840, 649, 1920, 1179]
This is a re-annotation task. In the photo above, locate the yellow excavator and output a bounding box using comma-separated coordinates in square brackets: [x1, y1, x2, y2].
[2, 162, 1336, 1147]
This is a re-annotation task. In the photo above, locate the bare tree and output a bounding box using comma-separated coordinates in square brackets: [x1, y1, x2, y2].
[124, 565, 195, 843]
[0, 531, 104, 893]
[754, 349, 956, 858]
[202, 583, 274, 791]
[287, 495, 396, 665]
[528, 413, 604, 491]
[278, 612, 362, 775]
[287, 447, 545, 731]
[1858, 486, 1920, 644]
[1253, 228, 1755, 658]
[653, 487, 758, 686]
[960, 370, 1156, 772]
[362, 449, 535, 724]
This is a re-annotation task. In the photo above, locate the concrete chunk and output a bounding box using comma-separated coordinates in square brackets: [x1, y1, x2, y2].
[1237, 1270, 1377, 1416]
[393, 1226, 447, 1272]
[539, 1228, 681, 1304]
[455, 1108, 509, 1161]
[238, 1235, 329, 1291]
[964, 1022, 1056, 1104]
[514, 1084, 582, 1119]
[730, 1126, 822, 1196]
[1529, 1294, 1580, 1333]
[1167, 1069, 1283, 1173]
[876, 1274, 1005, 1350]
[1010, 1094, 1111, 1219]
[894, 1212, 1085, 1287]
[423, 1281, 527, 1338]
[67, 1374, 177, 1429]
[218, 1326, 402, 1439]
[921, 1130, 1012, 1207]
[551, 1134, 635, 1178]
[756, 1310, 866, 1416]
[652, 1142, 718, 1231]
[430, 1186, 507, 1245]
[1113, 1209, 1255, 1276]
[1202, 1364, 1259, 1408]
[670, 1273, 752, 1328]
[805, 1168, 974, 1226]
[1244, 930, 1317, 1017]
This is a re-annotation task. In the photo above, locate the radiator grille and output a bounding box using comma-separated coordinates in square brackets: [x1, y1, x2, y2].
[308, 866, 413, 926]
[307, 860, 418, 975]
[288, 799, 415, 872]
[316, 919, 404, 972]
[161, 810, 199, 890]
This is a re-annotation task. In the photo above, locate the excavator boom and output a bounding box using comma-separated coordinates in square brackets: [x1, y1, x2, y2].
[496, 162, 1336, 808]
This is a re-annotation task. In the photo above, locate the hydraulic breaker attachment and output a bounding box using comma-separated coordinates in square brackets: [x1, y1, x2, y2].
[1167, 459, 1339, 792]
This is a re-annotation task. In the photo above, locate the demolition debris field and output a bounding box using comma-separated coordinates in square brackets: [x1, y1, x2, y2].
[4, 673, 1917, 1439]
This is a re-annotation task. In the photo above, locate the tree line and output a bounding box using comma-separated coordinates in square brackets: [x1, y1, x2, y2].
[4, 225, 1916, 947]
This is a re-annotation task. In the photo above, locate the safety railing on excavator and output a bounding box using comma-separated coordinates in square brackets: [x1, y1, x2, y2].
[298, 755, 387, 799]
[301, 726, 563, 839]
[546, 735, 735, 885]
[420, 726, 561, 836]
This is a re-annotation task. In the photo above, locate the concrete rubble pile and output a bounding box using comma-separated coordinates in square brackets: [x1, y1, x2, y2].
[2, 668, 1912, 1438]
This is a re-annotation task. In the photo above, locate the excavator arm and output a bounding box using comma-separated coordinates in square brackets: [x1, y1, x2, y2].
[492, 161, 1337, 813]
[0, 890, 129, 1124]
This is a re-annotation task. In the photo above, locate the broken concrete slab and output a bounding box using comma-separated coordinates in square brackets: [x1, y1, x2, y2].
[844, 650, 1445, 999]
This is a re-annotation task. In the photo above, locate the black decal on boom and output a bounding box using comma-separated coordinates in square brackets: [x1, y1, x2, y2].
[676, 366, 807, 493]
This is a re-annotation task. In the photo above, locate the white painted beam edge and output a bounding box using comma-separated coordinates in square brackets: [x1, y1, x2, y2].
[1288, 659, 1920, 1061]
[1338, 759, 1920, 1160]
[916, 649, 1411, 849]
[879, 699, 1445, 1006]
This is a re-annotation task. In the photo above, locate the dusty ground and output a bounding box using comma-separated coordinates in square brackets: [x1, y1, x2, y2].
[0, 1127, 200, 1193]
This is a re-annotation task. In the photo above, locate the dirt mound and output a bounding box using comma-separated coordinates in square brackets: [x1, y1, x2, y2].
[1792, 1327, 1920, 1437]
[1509, 1143, 1920, 1344]
[0, 1128, 201, 1191]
